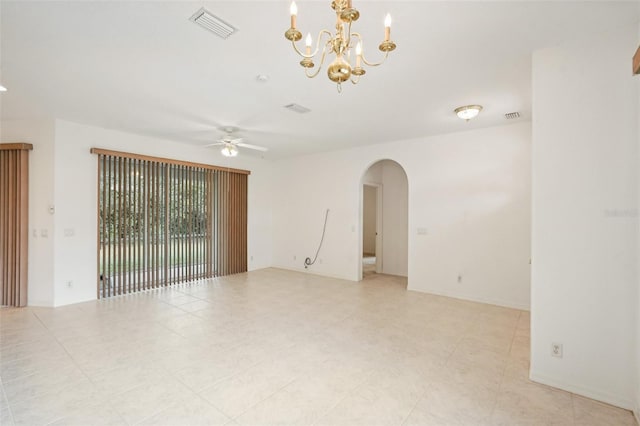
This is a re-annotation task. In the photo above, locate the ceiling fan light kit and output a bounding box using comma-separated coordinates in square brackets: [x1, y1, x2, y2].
[203, 128, 269, 158]
[285, 0, 396, 92]
[221, 144, 239, 157]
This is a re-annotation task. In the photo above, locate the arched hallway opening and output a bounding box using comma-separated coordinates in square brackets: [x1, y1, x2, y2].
[359, 159, 408, 283]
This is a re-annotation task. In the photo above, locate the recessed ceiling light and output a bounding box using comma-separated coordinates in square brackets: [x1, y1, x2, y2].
[256, 74, 269, 83]
[0, 85, 7, 92]
[454, 105, 482, 121]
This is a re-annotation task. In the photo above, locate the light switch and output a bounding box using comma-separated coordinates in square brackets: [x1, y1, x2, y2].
[64, 228, 75, 237]
[40, 229, 48, 238]
[417, 228, 428, 235]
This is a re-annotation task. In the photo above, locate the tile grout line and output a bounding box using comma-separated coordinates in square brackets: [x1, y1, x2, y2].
[487, 309, 523, 424]
[310, 367, 377, 426]
[213, 376, 298, 422]
[1, 380, 17, 426]
[30, 308, 130, 426]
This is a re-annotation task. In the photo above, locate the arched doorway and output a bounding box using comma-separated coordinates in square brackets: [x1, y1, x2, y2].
[359, 159, 408, 281]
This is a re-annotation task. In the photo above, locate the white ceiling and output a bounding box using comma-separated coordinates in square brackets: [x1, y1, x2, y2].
[1, 1, 638, 158]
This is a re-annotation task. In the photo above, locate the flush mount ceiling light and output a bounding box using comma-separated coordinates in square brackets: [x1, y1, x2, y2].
[0, 85, 7, 92]
[284, 0, 397, 92]
[455, 105, 483, 121]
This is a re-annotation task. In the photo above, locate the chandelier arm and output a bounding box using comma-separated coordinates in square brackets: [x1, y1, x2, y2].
[291, 30, 334, 59]
[349, 32, 390, 67]
[305, 67, 323, 79]
[361, 50, 389, 67]
[304, 42, 331, 79]
[349, 75, 360, 85]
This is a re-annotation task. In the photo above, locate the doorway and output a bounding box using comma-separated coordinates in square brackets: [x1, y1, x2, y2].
[362, 183, 382, 277]
[359, 159, 408, 281]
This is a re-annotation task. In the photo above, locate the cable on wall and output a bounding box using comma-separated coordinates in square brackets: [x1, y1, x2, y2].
[304, 209, 330, 269]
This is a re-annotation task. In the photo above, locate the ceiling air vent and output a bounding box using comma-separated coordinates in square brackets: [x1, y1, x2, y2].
[190, 8, 237, 39]
[505, 112, 521, 120]
[284, 103, 311, 114]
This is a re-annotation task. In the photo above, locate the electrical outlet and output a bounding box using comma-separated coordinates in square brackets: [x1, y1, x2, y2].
[293, 255, 296, 261]
[66, 281, 73, 288]
[250, 255, 254, 261]
[457, 275, 462, 283]
[551, 342, 563, 358]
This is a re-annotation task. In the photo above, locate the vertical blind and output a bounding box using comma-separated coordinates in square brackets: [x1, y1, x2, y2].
[0, 143, 32, 307]
[93, 149, 248, 299]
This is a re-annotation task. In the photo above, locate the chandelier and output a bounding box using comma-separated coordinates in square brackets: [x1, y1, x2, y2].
[284, 0, 396, 92]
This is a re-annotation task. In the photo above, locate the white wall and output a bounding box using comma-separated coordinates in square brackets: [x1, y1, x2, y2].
[1, 119, 56, 306]
[636, 21, 640, 424]
[271, 122, 531, 309]
[2, 119, 273, 306]
[380, 161, 409, 277]
[531, 24, 638, 409]
[362, 185, 376, 255]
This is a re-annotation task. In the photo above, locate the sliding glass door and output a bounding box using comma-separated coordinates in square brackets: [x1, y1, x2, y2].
[95, 150, 248, 298]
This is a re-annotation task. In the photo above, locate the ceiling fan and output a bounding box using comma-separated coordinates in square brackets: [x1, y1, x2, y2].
[203, 127, 268, 157]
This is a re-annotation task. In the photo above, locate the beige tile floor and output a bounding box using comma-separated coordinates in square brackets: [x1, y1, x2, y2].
[0, 268, 637, 426]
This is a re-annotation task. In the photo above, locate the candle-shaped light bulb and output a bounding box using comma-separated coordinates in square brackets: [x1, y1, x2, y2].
[355, 41, 362, 67]
[384, 13, 391, 41]
[290, 1, 298, 29]
[305, 33, 312, 55]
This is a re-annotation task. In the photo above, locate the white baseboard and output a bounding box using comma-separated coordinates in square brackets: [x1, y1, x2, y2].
[634, 396, 639, 425]
[27, 299, 55, 307]
[530, 371, 634, 411]
[407, 285, 530, 311]
[54, 294, 98, 307]
[270, 266, 356, 282]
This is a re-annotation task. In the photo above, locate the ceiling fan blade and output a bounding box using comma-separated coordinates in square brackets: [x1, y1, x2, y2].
[236, 142, 268, 152]
[202, 142, 225, 147]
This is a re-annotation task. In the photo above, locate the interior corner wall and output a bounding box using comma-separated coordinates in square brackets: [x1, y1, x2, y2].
[271, 122, 531, 310]
[531, 24, 638, 409]
[1, 119, 56, 306]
